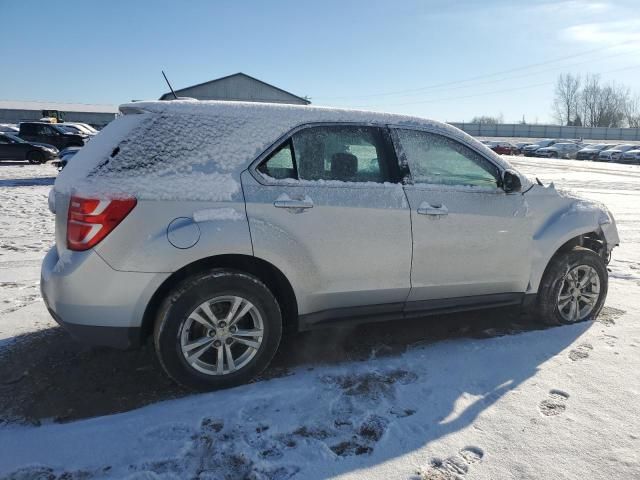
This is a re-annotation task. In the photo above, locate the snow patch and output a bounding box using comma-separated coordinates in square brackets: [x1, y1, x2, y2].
[192, 208, 243, 222]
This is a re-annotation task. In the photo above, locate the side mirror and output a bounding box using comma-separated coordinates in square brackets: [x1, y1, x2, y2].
[502, 169, 522, 193]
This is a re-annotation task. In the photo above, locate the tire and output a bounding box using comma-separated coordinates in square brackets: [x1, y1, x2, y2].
[153, 269, 283, 390]
[534, 246, 608, 326]
[27, 151, 45, 164]
[551, 152, 558, 158]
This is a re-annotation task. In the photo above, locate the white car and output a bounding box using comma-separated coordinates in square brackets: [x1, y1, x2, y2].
[41, 100, 620, 389]
[535, 143, 583, 159]
[620, 149, 640, 164]
[0, 124, 19, 134]
[61, 122, 98, 136]
[597, 145, 637, 162]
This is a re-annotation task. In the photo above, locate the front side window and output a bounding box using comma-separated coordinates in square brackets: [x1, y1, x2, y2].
[393, 129, 499, 188]
[257, 125, 397, 184]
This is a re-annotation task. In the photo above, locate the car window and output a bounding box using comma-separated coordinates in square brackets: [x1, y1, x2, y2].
[393, 129, 499, 188]
[291, 126, 394, 183]
[0, 136, 10, 144]
[257, 140, 296, 180]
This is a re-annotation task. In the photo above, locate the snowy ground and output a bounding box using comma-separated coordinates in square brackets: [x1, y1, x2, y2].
[0, 158, 639, 479]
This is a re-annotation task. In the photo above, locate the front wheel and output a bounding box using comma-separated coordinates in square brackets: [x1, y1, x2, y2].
[27, 151, 45, 164]
[154, 270, 283, 390]
[534, 247, 608, 325]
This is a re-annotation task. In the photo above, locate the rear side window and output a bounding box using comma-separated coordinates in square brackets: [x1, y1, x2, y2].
[258, 125, 397, 184]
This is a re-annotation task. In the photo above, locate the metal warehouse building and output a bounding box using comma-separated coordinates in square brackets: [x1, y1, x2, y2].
[159, 72, 310, 105]
[0, 100, 118, 128]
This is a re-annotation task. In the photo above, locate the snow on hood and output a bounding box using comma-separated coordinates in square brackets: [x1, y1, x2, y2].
[56, 100, 519, 201]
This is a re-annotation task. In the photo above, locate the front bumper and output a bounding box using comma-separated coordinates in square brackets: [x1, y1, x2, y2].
[40, 247, 169, 349]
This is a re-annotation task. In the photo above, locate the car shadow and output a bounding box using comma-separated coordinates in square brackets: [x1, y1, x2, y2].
[0, 306, 585, 426]
[0, 305, 605, 478]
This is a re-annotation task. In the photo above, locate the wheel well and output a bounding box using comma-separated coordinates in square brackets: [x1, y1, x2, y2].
[556, 230, 606, 258]
[139, 255, 298, 345]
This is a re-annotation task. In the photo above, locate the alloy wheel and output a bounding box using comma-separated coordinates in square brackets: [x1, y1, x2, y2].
[180, 295, 264, 375]
[557, 265, 601, 322]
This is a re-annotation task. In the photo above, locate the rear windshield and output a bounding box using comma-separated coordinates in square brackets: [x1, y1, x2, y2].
[55, 111, 290, 201]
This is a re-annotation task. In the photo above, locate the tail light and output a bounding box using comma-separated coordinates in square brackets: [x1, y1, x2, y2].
[67, 195, 137, 251]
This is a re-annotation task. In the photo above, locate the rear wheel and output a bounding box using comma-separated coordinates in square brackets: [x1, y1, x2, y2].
[154, 270, 282, 390]
[534, 247, 608, 325]
[27, 151, 45, 164]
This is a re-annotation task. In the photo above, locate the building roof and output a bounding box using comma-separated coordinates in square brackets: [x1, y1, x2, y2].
[0, 100, 118, 114]
[159, 72, 311, 104]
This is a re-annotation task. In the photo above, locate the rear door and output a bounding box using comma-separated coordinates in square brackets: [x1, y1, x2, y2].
[391, 127, 532, 305]
[242, 124, 412, 320]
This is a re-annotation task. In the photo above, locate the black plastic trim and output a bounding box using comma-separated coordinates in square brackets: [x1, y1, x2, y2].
[298, 293, 527, 330]
[47, 308, 141, 350]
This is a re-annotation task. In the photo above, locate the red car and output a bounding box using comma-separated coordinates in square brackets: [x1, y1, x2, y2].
[483, 141, 518, 155]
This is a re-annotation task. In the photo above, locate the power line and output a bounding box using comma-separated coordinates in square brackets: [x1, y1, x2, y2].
[315, 39, 640, 101]
[350, 63, 640, 109]
[340, 47, 640, 102]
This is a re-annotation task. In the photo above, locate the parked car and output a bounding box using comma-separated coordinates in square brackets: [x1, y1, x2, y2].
[0, 124, 19, 134]
[522, 139, 558, 156]
[535, 142, 583, 159]
[485, 141, 518, 155]
[65, 122, 98, 135]
[42, 101, 619, 390]
[619, 149, 640, 164]
[576, 144, 611, 161]
[59, 123, 97, 137]
[19, 122, 86, 150]
[50, 146, 82, 170]
[597, 144, 637, 162]
[0, 132, 58, 163]
[515, 142, 533, 154]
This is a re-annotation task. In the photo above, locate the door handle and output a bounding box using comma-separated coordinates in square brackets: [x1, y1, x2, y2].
[274, 198, 314, 209]
[417, 202, 448, 216]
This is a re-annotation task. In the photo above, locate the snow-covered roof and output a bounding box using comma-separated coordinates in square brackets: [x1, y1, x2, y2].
[56, 100, 517, 201]
[0, 100, 118, 114]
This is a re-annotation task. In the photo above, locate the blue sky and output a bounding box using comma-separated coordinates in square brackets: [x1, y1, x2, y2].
[2, 0, 639, 123]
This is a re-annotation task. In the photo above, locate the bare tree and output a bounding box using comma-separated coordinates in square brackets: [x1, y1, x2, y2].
[581, 74, 600, 127]
[552, 74, 581, 125]
[471, 114, 504, 124]
[625, 95, 640, 128]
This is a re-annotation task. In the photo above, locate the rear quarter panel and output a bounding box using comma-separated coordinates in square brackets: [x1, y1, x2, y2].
[95, 199, 252, 273]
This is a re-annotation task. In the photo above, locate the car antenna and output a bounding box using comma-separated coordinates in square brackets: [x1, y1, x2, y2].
[162, 70, 178, 100]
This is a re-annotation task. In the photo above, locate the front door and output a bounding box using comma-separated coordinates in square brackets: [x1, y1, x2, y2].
[243, 124, 412, 318]
[391, 127, 532, 303]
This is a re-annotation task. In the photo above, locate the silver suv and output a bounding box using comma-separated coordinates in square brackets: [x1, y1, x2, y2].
[41, 101, 620, 389]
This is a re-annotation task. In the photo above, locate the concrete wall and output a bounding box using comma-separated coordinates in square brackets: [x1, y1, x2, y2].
[0, 109, 116, 128]
[450, 122, 640, 141]
[166, 75, 308, 105]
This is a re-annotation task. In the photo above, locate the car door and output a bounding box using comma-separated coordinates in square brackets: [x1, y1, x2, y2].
[0, 135, 11, 159]
[39, 125, 63, 149]
[390, 127, 532, 306]
[242, 124, 412, 322]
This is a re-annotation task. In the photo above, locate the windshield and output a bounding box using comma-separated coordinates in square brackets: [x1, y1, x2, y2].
[3, 133, 26, 143]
